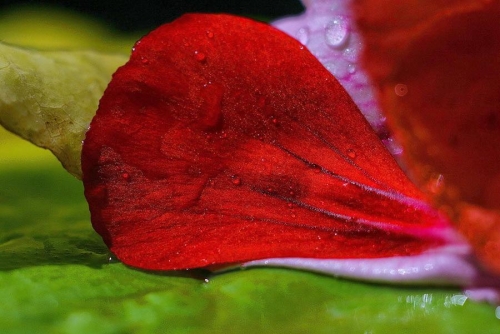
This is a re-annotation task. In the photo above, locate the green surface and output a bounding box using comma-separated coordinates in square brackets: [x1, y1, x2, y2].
[1, 127, 500, 333]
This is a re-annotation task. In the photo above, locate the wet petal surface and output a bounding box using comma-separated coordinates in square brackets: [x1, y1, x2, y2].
[83, 14, 459, 271]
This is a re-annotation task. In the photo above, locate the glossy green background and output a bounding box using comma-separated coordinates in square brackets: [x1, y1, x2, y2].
[1, 6, 500, 333]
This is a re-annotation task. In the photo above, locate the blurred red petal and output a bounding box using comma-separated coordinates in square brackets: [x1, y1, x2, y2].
[82, 14, 453, 271]
[354, 0, 500, 273]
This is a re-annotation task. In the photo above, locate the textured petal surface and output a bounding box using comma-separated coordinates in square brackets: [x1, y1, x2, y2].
[353, 0, 500, 274]
[83, 14, 457, 271]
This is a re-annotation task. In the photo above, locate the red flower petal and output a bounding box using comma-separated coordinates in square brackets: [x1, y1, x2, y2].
[353, 0, 500, 274]
[82, 14, 453, 271]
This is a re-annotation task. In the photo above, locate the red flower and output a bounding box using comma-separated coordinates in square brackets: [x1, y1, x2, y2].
[82, 14, 494, 290]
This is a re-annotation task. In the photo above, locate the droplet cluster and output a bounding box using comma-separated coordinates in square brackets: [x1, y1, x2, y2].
[273, 0, 397, 157]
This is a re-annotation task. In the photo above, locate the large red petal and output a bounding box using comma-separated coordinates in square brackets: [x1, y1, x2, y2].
[353, 0, 500, 274]
[82, 14, 453, 271]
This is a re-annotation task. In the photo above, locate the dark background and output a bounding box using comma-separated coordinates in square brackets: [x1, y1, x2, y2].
[0, 0, 304, 32]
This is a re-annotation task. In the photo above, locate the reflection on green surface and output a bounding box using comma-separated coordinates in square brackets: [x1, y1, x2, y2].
[1, 127, 500, 333]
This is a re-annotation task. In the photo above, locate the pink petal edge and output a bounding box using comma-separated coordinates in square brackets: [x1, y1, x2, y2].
[236, 243, 500, 303]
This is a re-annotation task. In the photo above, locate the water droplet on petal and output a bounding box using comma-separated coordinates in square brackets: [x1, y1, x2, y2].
[325, 58, 350, 79]
[232, 177, 241, 186]
[122, 172, 130, 181]
[296, 27, 310, 45]
[395, 83, 408, 97]
[347, 149, 357, 159]
[325, 16, 349, 49]
[195, 51, 207, 63]
[311, 165, 321, 173]
[141, 57, 149, 65]
[206, 31, 214, 39]
[348, 63, 356, 74]
[343, 47, 359, 62]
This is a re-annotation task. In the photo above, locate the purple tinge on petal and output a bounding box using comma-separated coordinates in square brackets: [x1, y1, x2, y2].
[239, 244, 500, 303]
[272, 0, 402, 157]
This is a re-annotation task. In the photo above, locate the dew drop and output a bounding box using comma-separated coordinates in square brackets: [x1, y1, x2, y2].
[347, 149, 357, 159]
[343, 47, 359, 62]
[141, 57, 149, 65]
[291, 213, 297, 218]
[122, 172, 130, 181]
[347, 63, 356, 74]
[296, 27, 310, 45]
[395, 83, 408, 97]
[325, 58, 350, 79]
[311, 165, 321, 173]
[194, 51, 207, 63]
[206, 30, 214, 39]
[108, 254, 118, 264]
[232, 177, 241, 186]
[325, 16, 349, 49]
